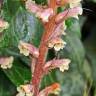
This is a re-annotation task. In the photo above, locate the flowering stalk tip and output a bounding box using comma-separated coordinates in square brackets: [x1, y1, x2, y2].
[19, 0, 83, 96]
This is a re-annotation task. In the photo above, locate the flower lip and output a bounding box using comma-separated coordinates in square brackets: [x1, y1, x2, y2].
[48, 37, 66, 51]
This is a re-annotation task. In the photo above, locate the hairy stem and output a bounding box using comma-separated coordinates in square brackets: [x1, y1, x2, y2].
[32, 0, 57, 96]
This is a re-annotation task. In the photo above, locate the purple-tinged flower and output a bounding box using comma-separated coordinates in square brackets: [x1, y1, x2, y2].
[26, 0, 43, 14]
[55, 6, 83, 24]
[18, 41, 39, 58]
[26, 0, 54, 22]
[0, 56, 14, 69]
[44, 59, 71, 72]
[48, 37, 66, 51]
[36, 8, 54, 22]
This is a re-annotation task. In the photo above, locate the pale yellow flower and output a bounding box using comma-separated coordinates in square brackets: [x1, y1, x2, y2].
[18, 41, 39, 57]
[0, 56, 14, 69]
[18, 41, 30, 56]
[0, 19, 9, 32]
[68, 0, 82, 8]
[48, 37, 66, 51]
[59, 59, 71, 72]
[17, 84, 33, 96]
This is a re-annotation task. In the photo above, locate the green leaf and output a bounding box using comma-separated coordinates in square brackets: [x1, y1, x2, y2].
[66, 18, 81, 38]
[4, 59, 31, 86]
[0, 70, 16, 96]
[82, 60, 92, 81]
[84, 25, 96, 86]
[56, 69, 86, 96]
[2, 0, 22, 21]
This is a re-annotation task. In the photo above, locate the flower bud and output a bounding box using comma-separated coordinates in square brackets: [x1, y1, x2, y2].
[44, 59, 71, 72]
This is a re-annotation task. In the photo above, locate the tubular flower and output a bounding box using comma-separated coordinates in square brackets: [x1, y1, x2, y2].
[50, 21, 67, 40]
[48, 37, 66, 51]
[0, 56, 14, 69]
[44, 59, 71, 73]
[26, 0, 54, 22]
[26, 0, 43, 14]
[16, 84, 34, 96]
[36, 8, 53, 22]
[38, 83, 61, 96]
[55, 6, 83, 24]
[0, 18, 9, 32]
[18, 41, 39, 58]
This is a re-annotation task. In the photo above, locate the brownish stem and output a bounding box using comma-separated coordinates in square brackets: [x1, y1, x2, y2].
[32, 18, 56, 96]
[32, 0, 57, 96]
